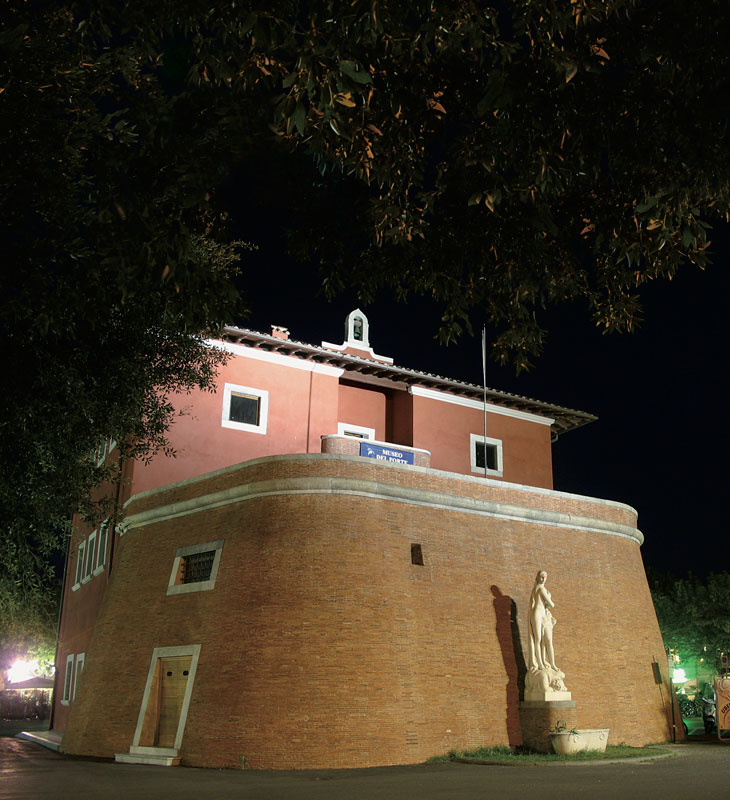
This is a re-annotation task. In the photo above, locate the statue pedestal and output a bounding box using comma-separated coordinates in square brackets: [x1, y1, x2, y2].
[524, 689, 572, 702]
[519, 700, 577, 753]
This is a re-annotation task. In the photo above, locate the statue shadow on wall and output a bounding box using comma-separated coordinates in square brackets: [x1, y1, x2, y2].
[490, 585, 527, 747]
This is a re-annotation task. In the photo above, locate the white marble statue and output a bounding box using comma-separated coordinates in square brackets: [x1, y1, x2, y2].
[525, 570, 571, 701]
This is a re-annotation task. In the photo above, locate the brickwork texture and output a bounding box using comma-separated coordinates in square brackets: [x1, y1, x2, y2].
[61, 456, 673, 769]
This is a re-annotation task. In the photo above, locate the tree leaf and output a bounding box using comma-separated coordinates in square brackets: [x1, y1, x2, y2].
[335, 93, 357, 108]
[291, 102, 306, 135]
[339, 59, 372, 84]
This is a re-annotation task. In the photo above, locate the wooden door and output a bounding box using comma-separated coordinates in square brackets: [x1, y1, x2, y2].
[155, 655, 192, 748]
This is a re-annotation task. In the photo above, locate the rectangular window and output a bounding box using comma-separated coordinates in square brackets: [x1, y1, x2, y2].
[221, 383, 268, 434]
[94, 519, 109, 575]
[94, 438, 117, 466]
[73, 653, 85, 700]
[62, 654, 74, 705]
[167, 540, 224, 596]
[470, 434, 504, 477]
[84, 531, 97, 582]
[475, 444, 497, 471]
[230, 392, 260, 425]
[337, 422, 376, 440]
[73, 541, 86, 590]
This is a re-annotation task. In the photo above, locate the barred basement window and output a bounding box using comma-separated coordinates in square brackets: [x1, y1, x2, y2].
[167, 539, 224, 596]
[181, 550, 216, 584]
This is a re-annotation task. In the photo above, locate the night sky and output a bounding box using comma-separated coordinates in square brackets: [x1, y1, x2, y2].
[231, 208, 729, 579]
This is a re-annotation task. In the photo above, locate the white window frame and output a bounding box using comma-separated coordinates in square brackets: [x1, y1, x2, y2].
[72, 541, 86, 591]
[62, 653, 74, 705]
[83, 531, 96, 582]
[469, 433, 504, 477]
[94, 519, 109, 575]
[167, 539, 224, 596]
[94, 437, 117, 466]
[337, 422, 376, 440]
[72, 653, 85, 700]
[221, 383, 269, 434]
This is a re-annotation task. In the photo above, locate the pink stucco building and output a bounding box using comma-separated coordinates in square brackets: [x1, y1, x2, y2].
[51, 310, 675, 768]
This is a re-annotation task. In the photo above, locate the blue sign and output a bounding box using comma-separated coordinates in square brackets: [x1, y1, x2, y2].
[360, 442, 415, 465]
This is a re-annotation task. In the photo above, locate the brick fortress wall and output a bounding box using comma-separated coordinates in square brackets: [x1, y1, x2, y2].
[61, 454, 673, 769]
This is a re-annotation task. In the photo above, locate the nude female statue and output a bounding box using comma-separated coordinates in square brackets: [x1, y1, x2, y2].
[528, 570, 558, 672]
[524, 570, 569, 698]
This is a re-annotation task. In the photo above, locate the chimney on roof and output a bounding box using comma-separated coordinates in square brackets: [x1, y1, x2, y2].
[271, 325, 290, 340]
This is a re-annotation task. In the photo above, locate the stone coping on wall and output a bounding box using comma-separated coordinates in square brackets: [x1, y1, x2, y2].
[123, 454, 642, 546]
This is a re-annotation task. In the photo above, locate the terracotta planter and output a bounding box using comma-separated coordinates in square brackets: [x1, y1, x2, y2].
[550, 729, 610, 755]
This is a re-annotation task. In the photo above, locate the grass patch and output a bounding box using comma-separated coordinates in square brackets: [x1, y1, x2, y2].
[426, 744, 671, 764]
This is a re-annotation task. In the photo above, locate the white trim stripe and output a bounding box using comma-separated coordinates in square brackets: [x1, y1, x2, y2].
[211, 339, 345, 377]
[124, 475, 643, 545]
[123, 453, 638, 517]
[410, 386, 555, 425]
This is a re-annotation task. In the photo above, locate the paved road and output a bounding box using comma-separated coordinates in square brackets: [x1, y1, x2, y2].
[1, 737, 729, 800]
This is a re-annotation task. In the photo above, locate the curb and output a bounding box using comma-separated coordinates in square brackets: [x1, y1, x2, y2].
[449, 747, 676, 767]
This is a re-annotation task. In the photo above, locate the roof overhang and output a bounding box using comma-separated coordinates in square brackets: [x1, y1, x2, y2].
[220, 326, 597, 436]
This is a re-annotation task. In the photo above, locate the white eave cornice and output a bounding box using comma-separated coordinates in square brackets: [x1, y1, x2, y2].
[220, 326, 597, 435]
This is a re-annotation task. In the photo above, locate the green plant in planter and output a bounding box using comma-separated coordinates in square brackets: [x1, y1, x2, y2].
[551, 721, 579, 735]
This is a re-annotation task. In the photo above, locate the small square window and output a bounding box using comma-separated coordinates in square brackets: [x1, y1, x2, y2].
[221, 383, 268, 434]
[411, 543, 425, 566]
[167, 540, 224, 596]
[470, 434, 504, 477]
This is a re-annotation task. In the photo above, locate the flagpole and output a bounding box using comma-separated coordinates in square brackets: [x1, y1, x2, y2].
[482, 325, 488, 478]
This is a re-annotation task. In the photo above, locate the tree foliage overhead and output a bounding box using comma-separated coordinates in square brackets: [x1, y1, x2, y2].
[2, 1, 729, 616]
[650, 571, 730, 670]
[0, 1, 243, 618]
[8, 0, 726, 366]
[184, 0, 729, 365]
